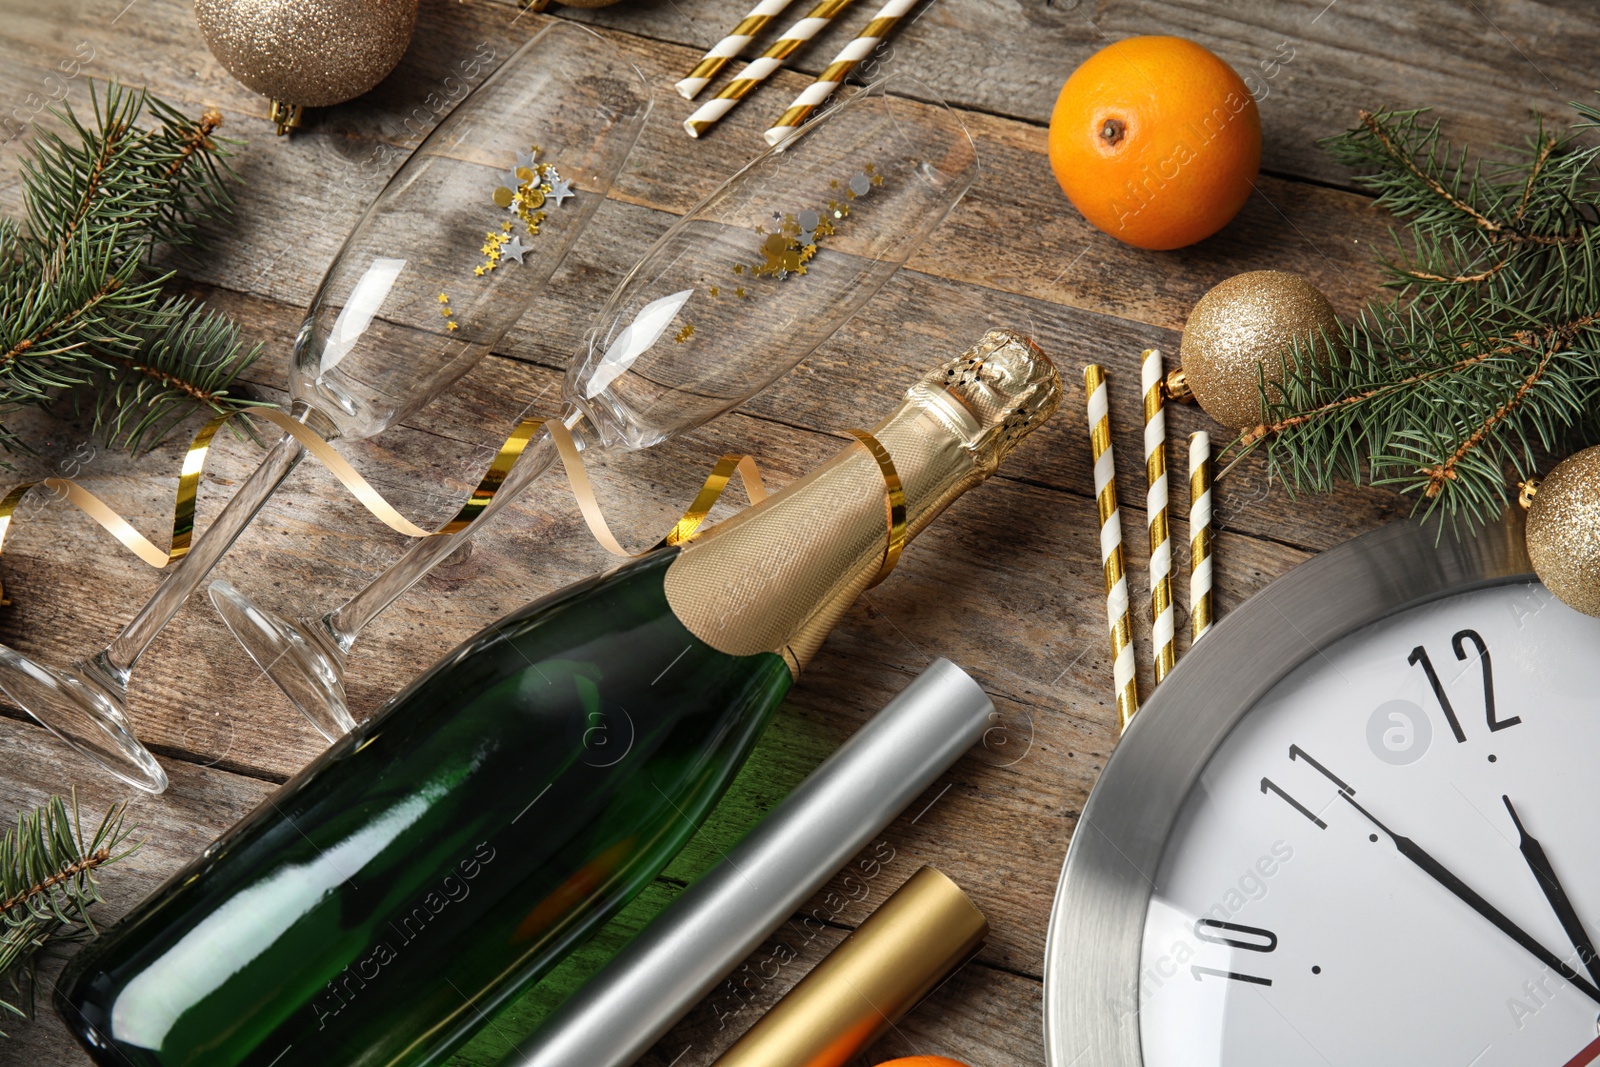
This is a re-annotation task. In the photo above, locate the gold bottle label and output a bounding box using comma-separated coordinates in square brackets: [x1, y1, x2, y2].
[663, 329, 1060, 674]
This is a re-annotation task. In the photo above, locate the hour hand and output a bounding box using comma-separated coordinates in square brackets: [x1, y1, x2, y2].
[1503, 796, 1600, 988]
[1336, 790, 1600, 1005]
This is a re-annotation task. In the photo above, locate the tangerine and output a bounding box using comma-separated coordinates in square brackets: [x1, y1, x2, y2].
[873, 1059, 972, 1067]
[1047, 35, 1261, 250]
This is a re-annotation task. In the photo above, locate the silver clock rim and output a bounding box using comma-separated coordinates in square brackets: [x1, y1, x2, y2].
[1041, 511, 1534, 1067]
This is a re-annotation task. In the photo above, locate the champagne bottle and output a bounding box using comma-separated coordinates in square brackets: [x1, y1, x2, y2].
[56, 330, 1059, 1067]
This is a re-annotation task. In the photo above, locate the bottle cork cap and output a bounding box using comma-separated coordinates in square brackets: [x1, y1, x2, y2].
[710, 866, 988, 1067]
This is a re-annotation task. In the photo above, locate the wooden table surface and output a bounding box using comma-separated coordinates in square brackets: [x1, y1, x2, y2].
[0, 0, 1594, 1064]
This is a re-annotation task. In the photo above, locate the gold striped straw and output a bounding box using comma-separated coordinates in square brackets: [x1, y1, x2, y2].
[676, 0, 798, 100]
[1141, 349, 1174, 684]
[683, 0, 857, 139]
[1189, 431, 1214, 643]
[1085, 365, 1138, 731]
[762, 0, 917, 146]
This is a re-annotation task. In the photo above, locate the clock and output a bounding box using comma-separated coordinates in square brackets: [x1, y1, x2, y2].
[1043, 511, 1600, 1067]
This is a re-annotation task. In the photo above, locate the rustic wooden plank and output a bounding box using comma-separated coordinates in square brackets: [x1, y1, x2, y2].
[0, 277, 1312, 780]
[8, 0, 1590, 196]
[0, 0, 1396, 335]
[551, 0, 1599, 189]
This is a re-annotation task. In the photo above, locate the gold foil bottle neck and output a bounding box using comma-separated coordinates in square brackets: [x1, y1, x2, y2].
[709, 866, 988, 1067]
[663, 330, 1059, 673]
[912, 328, 1061, 475]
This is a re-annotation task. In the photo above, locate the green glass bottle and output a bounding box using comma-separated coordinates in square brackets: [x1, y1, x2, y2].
[56, 330, 1058, 1067]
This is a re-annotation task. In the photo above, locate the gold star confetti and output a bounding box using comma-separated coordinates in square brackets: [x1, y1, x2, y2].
[713, 163, 888, 294]
[447, 321, 459, 331]
[476, 228, 512, 275]
[674, 323, 695, 344]
[485, 145, 573, 258]
[437, 293, 450, 304]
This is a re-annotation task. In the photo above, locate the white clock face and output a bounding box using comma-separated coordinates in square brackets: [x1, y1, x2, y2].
[1139, 580, 1600, 1067]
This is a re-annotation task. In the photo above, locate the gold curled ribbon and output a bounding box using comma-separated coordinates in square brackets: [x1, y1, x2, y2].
[845, 428, 905, 587]
[0, 407, 906, 604]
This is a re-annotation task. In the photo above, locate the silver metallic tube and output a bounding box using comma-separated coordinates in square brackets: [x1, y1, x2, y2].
[500, 657, 994, 1067]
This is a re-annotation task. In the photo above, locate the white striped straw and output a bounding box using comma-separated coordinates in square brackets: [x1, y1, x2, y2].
[1189, 431, 1214, 643]
[762, 0, 916, 146]
[683, 0, 857, 139]
[1086, 364, 1138, 732]
[1142, 349, 1174, 684]
[676, 0, 797, 100]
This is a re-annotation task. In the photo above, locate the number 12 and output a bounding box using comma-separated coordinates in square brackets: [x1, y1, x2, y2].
[1408, 629, 1519, 743]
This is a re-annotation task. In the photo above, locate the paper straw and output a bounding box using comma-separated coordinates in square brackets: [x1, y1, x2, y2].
[676, 0, 798, 100]
[683, 0, 857, 139]
[762, 0, 916, 146]
[1085, 365, 1138, 731]
[1189, 431, 1213, 643]
[1142, 349, 1174, 684]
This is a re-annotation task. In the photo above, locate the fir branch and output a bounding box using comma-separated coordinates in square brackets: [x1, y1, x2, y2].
[0, 81, 263, 455]
[85, 294, 268, 452]
[0, 792, 136, 1032]
[1235, 100, 1600, 527]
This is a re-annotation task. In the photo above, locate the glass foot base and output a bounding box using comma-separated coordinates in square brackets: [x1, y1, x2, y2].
[0, 645, 166, 793]
[209, 580, 356, 742]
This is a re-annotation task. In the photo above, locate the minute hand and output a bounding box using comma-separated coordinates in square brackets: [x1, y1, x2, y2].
[1338, 791, 1600, 1005]
[1503, 795, 1600, 988]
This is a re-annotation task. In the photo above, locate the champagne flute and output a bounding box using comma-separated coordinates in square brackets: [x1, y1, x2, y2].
[210, 75, 977, 741]
[0, 21, 650, 793]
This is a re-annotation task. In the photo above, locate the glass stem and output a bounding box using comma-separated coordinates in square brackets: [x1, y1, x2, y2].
[324, 410, 581, 651]
[92, 404, 321, 688]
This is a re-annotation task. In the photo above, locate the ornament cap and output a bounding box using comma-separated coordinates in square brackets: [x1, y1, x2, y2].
[1164, 366, 1193, 403]
[269, 100, 304, 136]
[1518, 477, 1541, 510]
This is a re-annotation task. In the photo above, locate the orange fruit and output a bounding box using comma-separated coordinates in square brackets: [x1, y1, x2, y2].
[1047, 35, 1261, 250]
[874, 1060, 972, 1067]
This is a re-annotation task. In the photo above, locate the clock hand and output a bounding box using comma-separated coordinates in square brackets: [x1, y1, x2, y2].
[1336, 791, 1600, 1005]
[1503, 795, 1600, 988]
[1562, 1034, 1600, 1067]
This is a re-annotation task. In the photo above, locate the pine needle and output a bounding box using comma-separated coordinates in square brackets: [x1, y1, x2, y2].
[1230, 101, 1600, 529]
[0, 80, 265, 455]
[0, 791, 136, 1033]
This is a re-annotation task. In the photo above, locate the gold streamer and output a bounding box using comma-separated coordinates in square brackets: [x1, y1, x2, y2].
[0, 407, 914, 604]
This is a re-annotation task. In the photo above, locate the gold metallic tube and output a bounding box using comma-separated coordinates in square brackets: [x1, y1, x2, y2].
[711, 866, 988, 1067]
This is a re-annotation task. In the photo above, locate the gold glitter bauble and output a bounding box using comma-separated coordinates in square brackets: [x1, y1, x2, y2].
[194, 0, 418, 109]
[1527, 444, 1600, 618]
[1179, 270, 1341, 432]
